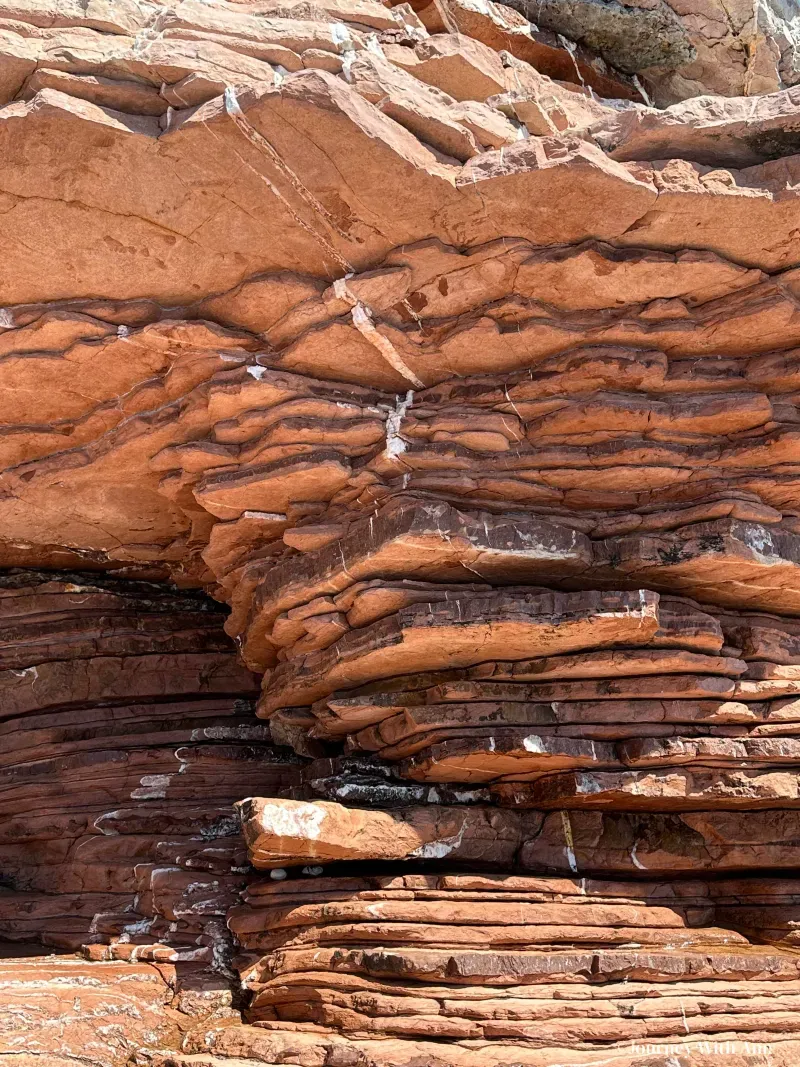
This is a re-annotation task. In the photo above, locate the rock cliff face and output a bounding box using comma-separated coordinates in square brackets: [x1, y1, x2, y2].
[0, 572, 303, 960]
[6, 0, 800, 1064]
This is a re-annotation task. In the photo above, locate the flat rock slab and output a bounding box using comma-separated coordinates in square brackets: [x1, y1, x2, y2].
[497, 768, 800, 810]
[258, 589, 660, 714]
[237, 797, 521, 868]
[143, 1026, 800, 1066]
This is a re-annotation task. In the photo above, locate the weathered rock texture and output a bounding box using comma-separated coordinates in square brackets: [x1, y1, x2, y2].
[6, 0, 800, 1062]
[0, 952, 245, 1066]
[0, 572, 302, 963]
[507, 0, 800, 103]
[0, 955, 180, 1065]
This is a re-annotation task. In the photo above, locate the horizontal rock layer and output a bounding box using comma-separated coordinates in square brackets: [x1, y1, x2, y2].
[8, 48, 800, 588]
[238, 797, 800, 875]
[256, 588, 800, 800]
[205, 870, 800, 1065]
[0, 573, 302, 959]
[134, 1031, 800, 1067]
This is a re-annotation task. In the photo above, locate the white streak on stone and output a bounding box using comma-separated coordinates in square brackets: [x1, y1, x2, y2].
[352, 303, 424, 387]
[258, 800, 327, 841]
[131, 774, 171, 800]
[409, 817, 467, 859]
[560, 811, 579, 873]
[631, 843, 647, 870]
[384, 389, 414, 459]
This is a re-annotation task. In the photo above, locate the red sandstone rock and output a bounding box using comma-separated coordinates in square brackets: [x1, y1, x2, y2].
[237, 797, 521, 867]
[138, 1029, 800, 1066]
[0, 576, 300, 953]
[498, 768, 800, 809]
[209, 870, 800, 1064]
[0, 956, 181, 1065]
[593, 86, 800, 168]
[520, 810, 800, 875]
[7, 4, 800, 1063]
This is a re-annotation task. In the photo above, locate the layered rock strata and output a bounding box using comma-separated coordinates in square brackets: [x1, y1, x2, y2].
[226, 873, 800, 1052]
[7, 0, 800, 593]
[5, 0, 800, 1061]
[216, 582, 800, 1064]
[0, 572, 302, 962]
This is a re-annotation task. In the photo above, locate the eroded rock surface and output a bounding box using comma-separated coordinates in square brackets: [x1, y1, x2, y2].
[0, 953, 244, 1066]
[6, 0, 800, 1062]
[0, 573, 302, 962]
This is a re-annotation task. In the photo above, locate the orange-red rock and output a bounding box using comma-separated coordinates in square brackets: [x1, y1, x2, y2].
[7, 2, 800, 1063]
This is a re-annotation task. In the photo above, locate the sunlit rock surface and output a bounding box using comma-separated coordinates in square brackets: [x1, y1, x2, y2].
[6, 0, 800, 1062]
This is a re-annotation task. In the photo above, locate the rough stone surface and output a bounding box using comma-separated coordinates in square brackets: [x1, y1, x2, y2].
[0, 953, 243, 1066]
[0, 956, 180, 1065]
[238, 797, 523, 866]
[7, 0, 800, 1062]
[507, 0, 800, 104]
[0, 574, 302, 960]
